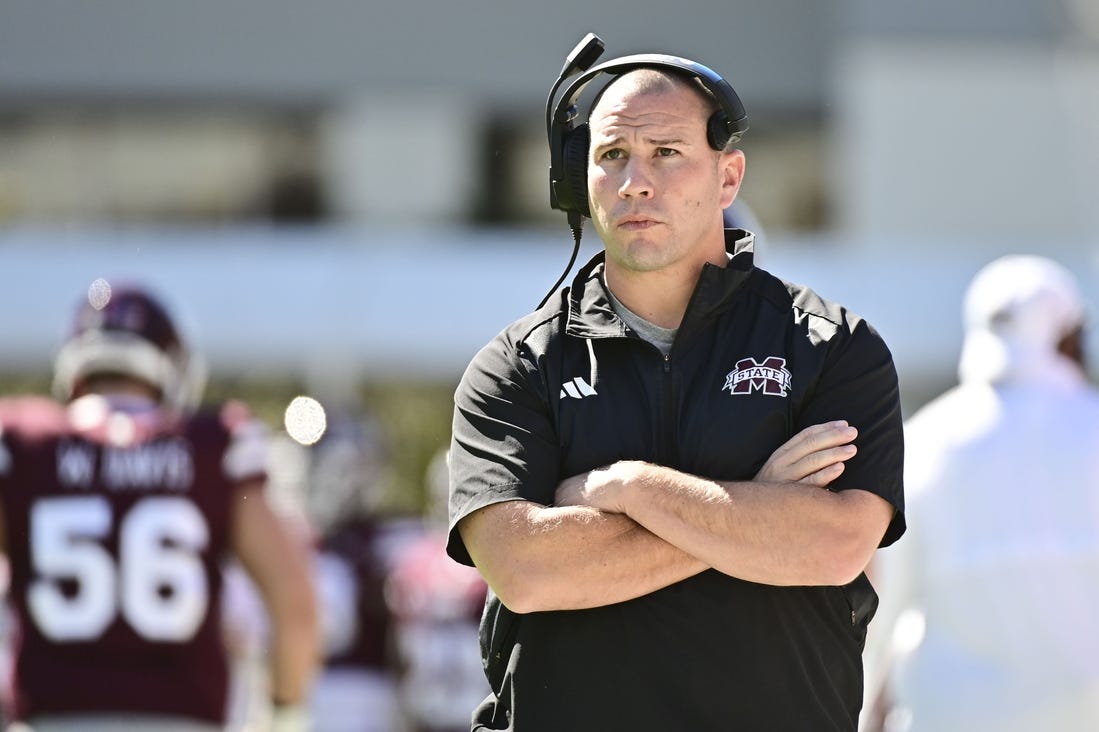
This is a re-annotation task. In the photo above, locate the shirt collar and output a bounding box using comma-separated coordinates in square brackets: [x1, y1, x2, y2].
[565, 228, 757, 339]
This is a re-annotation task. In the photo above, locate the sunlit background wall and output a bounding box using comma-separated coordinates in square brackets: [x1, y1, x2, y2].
[1, 0, 1097, 509]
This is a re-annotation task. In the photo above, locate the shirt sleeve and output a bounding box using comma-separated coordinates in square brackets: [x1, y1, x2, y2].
[795, 312, 906, 547]
[446, 330, 561, 567]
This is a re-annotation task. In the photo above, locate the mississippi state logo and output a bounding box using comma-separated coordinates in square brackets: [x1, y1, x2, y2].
[722, 356, 792, 397]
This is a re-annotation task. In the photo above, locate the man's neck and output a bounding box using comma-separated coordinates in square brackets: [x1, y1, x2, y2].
[603, 248, 728, 330]
[604, 269, 694, 329]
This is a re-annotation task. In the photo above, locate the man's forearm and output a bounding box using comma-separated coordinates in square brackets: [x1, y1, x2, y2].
[591, 462, 891, 587]
[268, 597, 320, 705]
[460, 499, 708, 613]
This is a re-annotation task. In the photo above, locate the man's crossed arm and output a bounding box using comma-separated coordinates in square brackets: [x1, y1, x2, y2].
[459, 421, 894, 613]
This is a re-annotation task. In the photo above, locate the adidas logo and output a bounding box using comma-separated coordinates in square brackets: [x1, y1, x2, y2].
[560, 376, 598, 399]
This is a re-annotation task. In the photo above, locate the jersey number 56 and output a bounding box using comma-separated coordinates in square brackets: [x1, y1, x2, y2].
[27, 495, 210, 643]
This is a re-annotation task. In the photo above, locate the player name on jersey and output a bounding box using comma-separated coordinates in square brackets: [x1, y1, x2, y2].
[57, 438, 194, 491]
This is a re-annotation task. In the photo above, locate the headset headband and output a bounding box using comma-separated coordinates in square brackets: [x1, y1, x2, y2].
[552, 53, 747, 145]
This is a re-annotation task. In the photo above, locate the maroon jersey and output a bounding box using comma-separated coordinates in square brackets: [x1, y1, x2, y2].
[0, 394, 267, 723]
[316, 518, 394, 671]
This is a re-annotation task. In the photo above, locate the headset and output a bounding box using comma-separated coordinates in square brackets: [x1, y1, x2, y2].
[537, 33, 749, 308]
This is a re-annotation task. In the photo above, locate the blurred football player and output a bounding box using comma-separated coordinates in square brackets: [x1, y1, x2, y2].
[305, 407, 405, 732]
[0, 283, 319, 731]
[385, 448, 488, 732]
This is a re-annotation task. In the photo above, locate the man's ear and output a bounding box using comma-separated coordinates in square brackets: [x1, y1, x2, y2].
[1058, 326, 1086, 369]
[719, 149, 746, 210]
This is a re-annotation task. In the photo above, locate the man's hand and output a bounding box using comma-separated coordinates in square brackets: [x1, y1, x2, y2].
[755, 420, 857, 487]
[555, 463, 634, 513]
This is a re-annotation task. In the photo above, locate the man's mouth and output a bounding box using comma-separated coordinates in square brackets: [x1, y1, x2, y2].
[618, 216, 659, 230]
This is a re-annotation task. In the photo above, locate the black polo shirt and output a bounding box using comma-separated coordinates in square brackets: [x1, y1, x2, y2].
[448, 230, 905, 731]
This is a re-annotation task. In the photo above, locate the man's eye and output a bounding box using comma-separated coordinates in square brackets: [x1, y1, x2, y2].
[600, 149, 625, 161]
[656, 147, 677, 157]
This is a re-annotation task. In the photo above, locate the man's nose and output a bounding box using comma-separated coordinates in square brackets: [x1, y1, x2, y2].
[618, 158, 654, 199]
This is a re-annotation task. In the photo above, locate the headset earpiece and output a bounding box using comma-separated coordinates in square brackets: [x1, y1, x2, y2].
[560, 123, 591, 218]
[707, 109, 737, 151]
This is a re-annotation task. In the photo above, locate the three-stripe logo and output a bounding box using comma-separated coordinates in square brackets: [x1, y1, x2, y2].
[560, 377, 598, 399]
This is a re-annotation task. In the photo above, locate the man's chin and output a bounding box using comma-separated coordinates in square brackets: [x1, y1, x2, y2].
[610, 240, 677, 273]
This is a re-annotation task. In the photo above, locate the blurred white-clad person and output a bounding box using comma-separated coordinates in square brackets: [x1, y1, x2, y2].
[868, 255, 1099, 731]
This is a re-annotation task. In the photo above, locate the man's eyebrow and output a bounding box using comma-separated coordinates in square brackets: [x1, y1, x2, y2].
[647, 136, 688, 146]
[591, 135, 625, 150]
[591, 135, 689, 150]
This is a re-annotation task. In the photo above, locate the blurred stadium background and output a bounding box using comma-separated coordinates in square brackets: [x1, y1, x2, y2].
[1, 0, 1097, 510]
